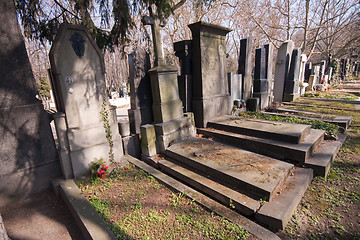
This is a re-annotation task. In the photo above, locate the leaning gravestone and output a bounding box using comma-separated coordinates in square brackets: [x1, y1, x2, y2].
[49, 24, 124, 178]
[0, 1, 61, 201]
[189, 21, 232, 128]
[273, 40, 294, 102]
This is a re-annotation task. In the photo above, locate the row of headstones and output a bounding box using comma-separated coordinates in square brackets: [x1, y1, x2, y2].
[339, 59, 360, 79]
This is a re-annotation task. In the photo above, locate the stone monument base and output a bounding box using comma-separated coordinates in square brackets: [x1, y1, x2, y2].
[253, 92, 270, 110]
[155, 116, 196, 153]
[283, 93, 300, 102]
[192, 94, 231, 128]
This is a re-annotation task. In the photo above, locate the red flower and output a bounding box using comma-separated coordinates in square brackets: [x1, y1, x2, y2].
[98, 168, 105, 177]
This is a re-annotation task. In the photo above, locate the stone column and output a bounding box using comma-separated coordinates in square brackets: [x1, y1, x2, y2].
[273, 40, 294, 102]
[189, 21, 232, 128]
[238, 37, 253, 102]
[174, 40, 192, 112]
[253, 47, 269, 109]
[283, 48, 301, 102]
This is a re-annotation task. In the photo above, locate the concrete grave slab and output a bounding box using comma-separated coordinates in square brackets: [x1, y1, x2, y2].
[207, 115, 311, 144]
[165, 138, 294, 200]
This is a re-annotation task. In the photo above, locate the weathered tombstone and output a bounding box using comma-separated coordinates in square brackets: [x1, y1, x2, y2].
[189, 21, 232, 128]
[238, 37, 253, 102]
[253, 47, 269, 109]
[128, 49, 153, 135]
[299, 54, 307, 84]
[174, 40, 192, 112]
[328, 67, 333, 83]
[0, 1, 61, 201]
[306, 75, 316, 91]
[304, 62, 312, 82]
[340, 59, 348, 80]
[228, 72, 242, 110]
[141, 8, 195, 154]
[273, 40, 294, 102]
[264, 43, 274, 104]
[49, 24, 124, 178]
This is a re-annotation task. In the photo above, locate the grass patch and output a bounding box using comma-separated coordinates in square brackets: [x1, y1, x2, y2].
[277, 91, 360, 239]
[77, 164, 250, 240]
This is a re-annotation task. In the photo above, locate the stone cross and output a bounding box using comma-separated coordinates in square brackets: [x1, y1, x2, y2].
[142, 5, 166, 66]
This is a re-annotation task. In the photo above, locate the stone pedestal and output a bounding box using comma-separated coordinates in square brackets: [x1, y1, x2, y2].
[189, 21, 232, 128]
[273, 40, 294, 102]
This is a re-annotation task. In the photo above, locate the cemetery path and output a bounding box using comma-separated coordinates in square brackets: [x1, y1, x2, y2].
[0, 189, 84, 240]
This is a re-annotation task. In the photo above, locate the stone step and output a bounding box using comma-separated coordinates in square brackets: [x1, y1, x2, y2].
[158, 158, 261, 216]
[256, 168, 313, 230]
[305, 139, 342, 177]
[165, 138, 294, 200]
[197, 127, 324, 163]
[207, 115, 311, 144]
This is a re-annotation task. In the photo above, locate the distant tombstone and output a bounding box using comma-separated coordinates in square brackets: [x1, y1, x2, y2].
[228, 73, 242, 110]
[174, 40, 192, 112]
[238, 37, 253, 102]
[283, 48, 301, 102]
[273, 40, 294, 102]
[128, 49, 154, 135]
[189, 21, 232, 128]
[49, 24, 124, 178]
[253, 47, 269, 109]
[306, 75, 316, 91]
[304, 62, 312, 82]
[264, 43, 274, 104]
[340, 59, 348, 80]
[299, 54, 307, 84]
[319, 60, 326, 81]
[0, 1, 61, 198]
[313, 65, 320, 84]
[328, 67, 333, 83]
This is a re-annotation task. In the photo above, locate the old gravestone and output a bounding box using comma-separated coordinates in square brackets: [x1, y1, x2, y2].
[0, 1, 61, 202]
[304, 62, 312, 83]
[128, 48, 154, 135]
[140, 8, 195, 155]
[238, 37, 253, 102]
[174, 40, 192, 112]
[49, 24, 124, 178]
[189, 21, 232, 128]
[283, 48, 301, 102]
[273, 40, 294, 102]
[253, 47, 270, 109]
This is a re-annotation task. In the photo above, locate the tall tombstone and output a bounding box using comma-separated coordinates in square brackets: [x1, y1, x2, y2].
[313, 65, 320, 84]
[189, 21, 232, 128]
[49, 24, 124, 178]
[273, 40, 294, 102]
[319, 60, 326, 81]
[253, 47, 269, 109]
[328, 67, 333, 83]
[264, 43, 274, 104]
[304, 62, 312, 82]
[174, 40, 192, 112]
[283, 48, 301, 102]
[0, 1, 61, 200]
[299, 54, 307, 84]
[238, 37, 253, 102]
[228, 72, 242, 110]
[340, 59, 348, 80]
[128, 49, 154, 135]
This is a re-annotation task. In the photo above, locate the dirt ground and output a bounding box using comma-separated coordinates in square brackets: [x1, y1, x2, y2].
[0, 189, 84, 240]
